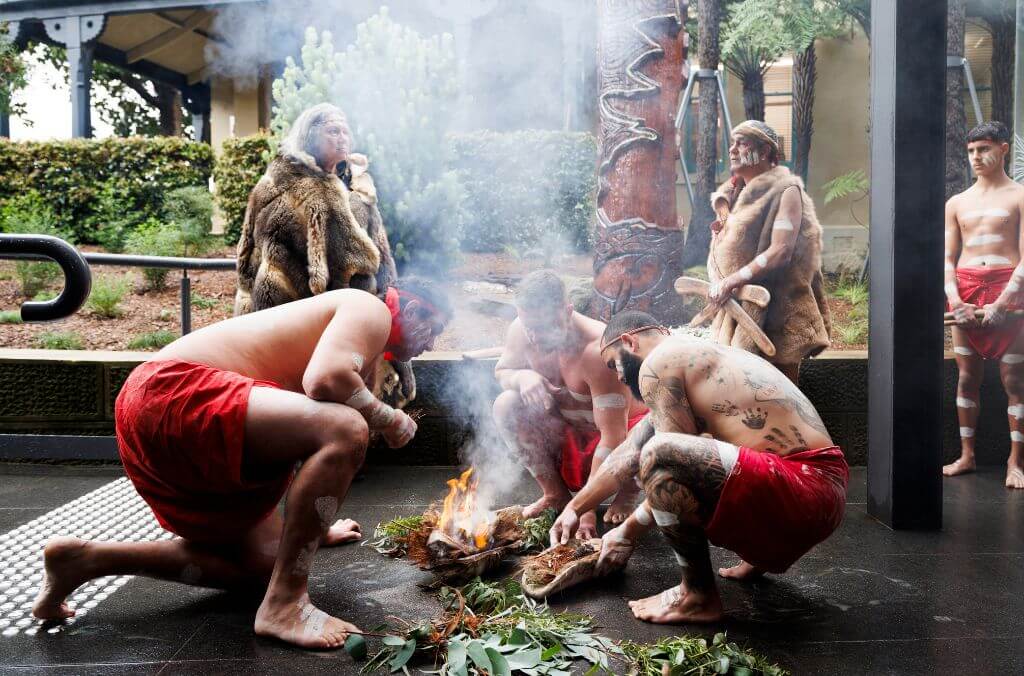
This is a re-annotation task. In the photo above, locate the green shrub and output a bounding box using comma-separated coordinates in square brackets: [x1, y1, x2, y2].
[36, 331, 84, 350]
[830, 274, 869, 346]
[32, 289, 58, 301]
[0, 137, 213, 243]
[86, 181, 152, 253]
[213, 134, 271, 246]
[86, 274, 131, 318]
[190, 292, 219, 310]
[449, 130, 597, 253]
[124, 218, 180, 290]
[0, 310, 21, 324]
[127, 330, 177, 350]
[0, 191, 75, 297]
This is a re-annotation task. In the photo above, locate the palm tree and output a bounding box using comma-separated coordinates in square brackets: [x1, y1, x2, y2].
[681, 0, 724, 268]
[720, 1, 789, 121]
[946, 0, 968, 200]
[977, 2, 1014, 138]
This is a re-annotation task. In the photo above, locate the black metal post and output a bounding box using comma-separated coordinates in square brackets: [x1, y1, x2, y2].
[867, 0, 947, 529]
[180, 269, 191, 335]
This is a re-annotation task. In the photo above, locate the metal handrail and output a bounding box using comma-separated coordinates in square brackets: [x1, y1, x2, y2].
[0, 234, 92, 322]
[0, 237, 237, 334]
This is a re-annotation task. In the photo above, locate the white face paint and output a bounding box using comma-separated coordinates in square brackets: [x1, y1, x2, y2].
[651, 508, 679, 527]
[954, 346, 975, 356]
[956, 397, 977, 409]
[593, 393, 627, 409]
[1008, 404, 1024, 419]
[963, 208, 1010, 220]
[965, 233, 1005, 247]
[1002, 353, 1024, 364]
[1012, 431, 1024, 443]
[773, 218, 794, 231]
[739, 266, 753, 281]
[964, 255, 1013, 266]
[755, 253, 768, 267]
[959, 427, 975, 438]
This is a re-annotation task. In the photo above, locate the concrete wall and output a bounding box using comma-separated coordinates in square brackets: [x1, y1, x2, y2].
[1, 349, 1017, 468]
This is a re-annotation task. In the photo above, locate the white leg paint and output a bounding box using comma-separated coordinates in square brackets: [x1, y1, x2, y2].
[1011, 431, 1024, 443]
[954, 346, 975, 356]
[1008, 404, 1024, 419]
[960, 427, 976, 438]
[956, 397, 978, 409]
[1002, 354, 1024, 365]
[651, 508, 679, 527]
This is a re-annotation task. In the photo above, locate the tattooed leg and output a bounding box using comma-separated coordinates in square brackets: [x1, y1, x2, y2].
[628, 433, 730, 624]
[493, 390, 574, 517]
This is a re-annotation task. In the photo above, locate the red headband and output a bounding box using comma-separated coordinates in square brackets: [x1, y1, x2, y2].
[599, 325, 669, 351]
[382, 287, 446, 360]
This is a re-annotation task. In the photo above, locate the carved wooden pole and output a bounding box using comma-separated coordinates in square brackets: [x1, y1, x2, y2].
[591, 0, 687, 322]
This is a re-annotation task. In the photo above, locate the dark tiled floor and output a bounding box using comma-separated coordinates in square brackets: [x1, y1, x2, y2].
[0, 464, 1022, 675]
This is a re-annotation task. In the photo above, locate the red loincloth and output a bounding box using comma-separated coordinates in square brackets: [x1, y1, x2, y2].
[115, 359, 293, 543]
[560, 409, 649, 491]
[705, 446, 848, 574]
[953, 266, 1024, 359]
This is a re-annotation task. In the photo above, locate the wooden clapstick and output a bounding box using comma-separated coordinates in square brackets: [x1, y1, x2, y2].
[943, 309, 1024, 326]
[673, 277, 776, 356]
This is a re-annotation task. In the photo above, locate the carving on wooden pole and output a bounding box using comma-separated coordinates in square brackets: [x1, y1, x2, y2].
[592, 0, 687, 321]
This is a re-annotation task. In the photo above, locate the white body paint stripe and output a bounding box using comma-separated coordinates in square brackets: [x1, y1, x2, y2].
[954, 346, 975, 356]
[956, 397, 977, 409]
[964, 255, 1013, 266]
[1008, 404, 1024, 419]
[1009, 279, 1021, 293]
[960, 427, 976, 438]
[944, 262, 955, 271]
[964, 208, 1010, 219]
[593, 393, 626, 409]
[351, 352, 365, 370]
[772, 219, 794, 231]
[1012, 431, 1024, 443]
[569, 390, 592, 402]
[715, 440, 740, 475]
[1002, 354, 1024, 364]
[945, 283, 960, 296]
[965, 234, 1005, 247]
[345, 387, 375, 409]
[633, 505, 652, 526]
[673, 551, 686, 566]
[739, 267, 753, 280]
[651, 508, 679, 527]
[755, 253, 768, 267]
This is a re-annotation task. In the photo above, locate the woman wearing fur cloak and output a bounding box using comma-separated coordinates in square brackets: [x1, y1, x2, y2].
[704, 120, 831, 382]
[233, 103, 412, 407]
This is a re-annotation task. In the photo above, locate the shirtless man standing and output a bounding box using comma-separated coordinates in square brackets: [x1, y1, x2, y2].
[32, 281, 451, 648]
[943, 121, 1024, 489]
[493, 271, 647, 536]
[550, 310, 848, 623]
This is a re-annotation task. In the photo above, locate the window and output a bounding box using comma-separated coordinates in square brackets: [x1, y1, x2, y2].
[963, 20, 993, 126]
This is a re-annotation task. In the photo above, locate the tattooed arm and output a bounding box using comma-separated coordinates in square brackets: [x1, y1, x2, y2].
[586, 350, 632, 475]
[565, 415, 655, 517]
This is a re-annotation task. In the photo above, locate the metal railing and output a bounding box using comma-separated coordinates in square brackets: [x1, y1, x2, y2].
[0, 234, 236, 334]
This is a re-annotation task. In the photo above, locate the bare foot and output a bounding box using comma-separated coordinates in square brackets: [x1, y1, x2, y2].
[628, 584, 724, 624]
[577, 510, 598, 540]
[523, 494, 570, 519]
[1006, 466, 1024, 489]
[255, 593, 360, 650]
[603, 488, 640, 525]
[321, 519, 361, 546]
[33, 537, 95, 621]
[718, 560, 764, 581]
[943, 456, 976, 477]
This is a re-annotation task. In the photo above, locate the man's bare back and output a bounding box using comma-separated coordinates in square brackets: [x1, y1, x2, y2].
[636, 338, 832, 454]
[159, 289, 389, 391]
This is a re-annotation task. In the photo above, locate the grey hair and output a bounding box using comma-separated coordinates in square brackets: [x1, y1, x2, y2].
[279, 103, 348, 164]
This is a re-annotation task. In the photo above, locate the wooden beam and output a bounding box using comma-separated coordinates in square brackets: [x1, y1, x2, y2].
[154, 10, 229, 46]
[126, 10, 205, 63]
[187, 65, 210, 85]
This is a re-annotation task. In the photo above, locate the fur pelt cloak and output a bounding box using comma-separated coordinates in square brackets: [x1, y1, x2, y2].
[708, 166, 831, 365]
[233, 151, 397, 315]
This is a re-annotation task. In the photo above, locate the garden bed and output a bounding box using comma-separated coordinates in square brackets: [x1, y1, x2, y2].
[0, 249, 867, 352]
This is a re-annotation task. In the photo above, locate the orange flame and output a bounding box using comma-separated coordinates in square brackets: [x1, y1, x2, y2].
[438, 468, 492, 550]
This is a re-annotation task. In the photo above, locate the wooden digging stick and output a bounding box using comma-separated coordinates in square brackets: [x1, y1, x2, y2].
[943, 309, 1024, 325]
[678, 277, 770, 328]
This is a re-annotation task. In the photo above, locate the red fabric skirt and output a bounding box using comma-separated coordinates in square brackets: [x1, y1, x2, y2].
[115, 359, 292, 543]
[560, 409, 649, 491]
[705, 446, 848, 573]
[954, 266, 1024, 359]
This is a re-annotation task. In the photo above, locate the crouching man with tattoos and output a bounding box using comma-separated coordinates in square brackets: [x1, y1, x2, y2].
[493, 271, 649, 536]
[943, 121, 1024, 489]
[550, 310, 848, 623]
[33, 281, 451, 649]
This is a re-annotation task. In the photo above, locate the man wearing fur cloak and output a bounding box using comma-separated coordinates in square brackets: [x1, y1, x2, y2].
[233, 103, 411, 407]
[703, 120, 831, 382]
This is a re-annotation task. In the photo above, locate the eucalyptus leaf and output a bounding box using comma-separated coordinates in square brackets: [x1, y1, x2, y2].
[389, 638, 416, 673]
[382, 635, 407, 647]
[467, 641, 493, 673]
[505, 648, 542, 670]
[485, 648, 512, 676]
[344, 634, 367, 661]
[541, 644, 563, 661]
[447, 641, 467, 672]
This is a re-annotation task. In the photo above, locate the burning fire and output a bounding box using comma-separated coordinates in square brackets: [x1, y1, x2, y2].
[439, 468, 492, 550]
